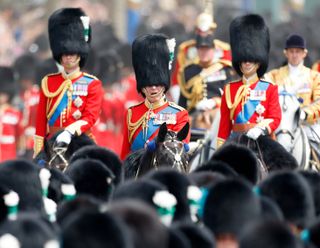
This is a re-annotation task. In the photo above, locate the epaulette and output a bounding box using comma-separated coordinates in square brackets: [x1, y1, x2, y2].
[214, 39, 231, 51]
[178, 39, 196, 52]
[260, 78, 275, 85]
[83, 72, 98, 80]
[168, 101, 185, 111]
[128, 101, 145, 109]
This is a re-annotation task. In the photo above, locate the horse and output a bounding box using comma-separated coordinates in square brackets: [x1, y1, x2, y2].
[33, 131, 95, 171]
[124, 122, 190, 179]
[275, 91, 319, 170]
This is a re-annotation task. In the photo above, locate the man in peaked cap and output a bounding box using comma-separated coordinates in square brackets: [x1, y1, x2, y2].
[0, 66, 24, 162]
[217, 14, 281, 147]
[33, 8, 103, 158]
[171, 5, 232, 103]
[178, 26, 235, 130]
[266, 34, 320, 164]
[120, 33, 190, 160]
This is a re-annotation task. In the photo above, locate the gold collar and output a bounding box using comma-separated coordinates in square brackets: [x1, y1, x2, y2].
[62, 68, 82, 81]
[144, 96, 167, 109]
[242, 73, 259, 85]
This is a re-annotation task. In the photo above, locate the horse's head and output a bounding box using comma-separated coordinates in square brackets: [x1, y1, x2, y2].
[275, 91, 301, 152]
[34, 132, 95, 171]
[150, 122, 190, 172]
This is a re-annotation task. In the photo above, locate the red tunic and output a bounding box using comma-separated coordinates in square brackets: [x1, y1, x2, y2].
[20, 85, 40, 150]
[34, 71, 103, 154]
[92, 90, 125, 156]
[121, 99, 190, 160]
[218, 77, 281, 145]
[0, 106, 23, 162]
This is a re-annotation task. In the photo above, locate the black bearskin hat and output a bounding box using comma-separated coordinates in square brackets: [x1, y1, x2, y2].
[259, 171, 315, 229]
[230, 14, 270, 77]
[0, 66, 16, 101]
[203, 178, 261, 238]
[132, 34, 172, 94]
[13, 54, 38, 82]
[239, 220, 304, 248]
[48, 8, 91, 68]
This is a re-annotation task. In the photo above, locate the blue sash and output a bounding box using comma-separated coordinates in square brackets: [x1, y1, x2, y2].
[48, 75, 94, 126]
[235, 81, 270, 124]
[131, 105, 180, 151]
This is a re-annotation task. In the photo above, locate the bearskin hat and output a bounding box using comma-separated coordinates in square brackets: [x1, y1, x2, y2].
[69, 145, 123, 186]
[108, 199, 169, 248]
[239, 220, 304, 248]
[259, 171, 315, 229]
[132, 34, 172, 94]
[61, 210, 132, 248]
[0, 213, 58, 248]
[0, 159, 44, 213]
[211, 143, 259, 184]
[0, 66, 16, 100]
[48, 8, 91, 68]
[203, 178, 261, 238]
[13, 54, 38, 82]
[173, 222, 215, 248]
[65, 158, 115, 201]
[230, 14, 270, 77]
[144, 168, 193, 222]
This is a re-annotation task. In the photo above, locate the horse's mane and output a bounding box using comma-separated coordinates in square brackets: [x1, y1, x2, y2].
[124, 149, 146, 179]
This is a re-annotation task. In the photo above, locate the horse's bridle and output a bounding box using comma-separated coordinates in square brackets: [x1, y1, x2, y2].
[152, 132, 188, 173]
[48, 146, 69, 171]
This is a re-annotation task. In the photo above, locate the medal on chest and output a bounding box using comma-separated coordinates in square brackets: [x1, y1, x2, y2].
[152, 112, 177, 125]
[249, 90, 266, 101]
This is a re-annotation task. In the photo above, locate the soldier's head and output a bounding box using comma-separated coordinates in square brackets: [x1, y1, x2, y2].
[230, 14, 270, 78]
[132, 34, 175, 101]
[194, 12, 217, 66]
[48, 8, 91, 70]
[0, 66, 17, 103]
[284, 34, 307, 67]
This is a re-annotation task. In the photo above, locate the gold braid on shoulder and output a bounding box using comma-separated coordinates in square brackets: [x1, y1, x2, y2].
[41, 76, 73, 120]
[127, 109, 148, 143]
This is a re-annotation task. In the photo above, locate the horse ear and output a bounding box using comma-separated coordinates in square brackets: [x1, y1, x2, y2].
[177, 122, 190, 141]
[157, 122, 168, 143]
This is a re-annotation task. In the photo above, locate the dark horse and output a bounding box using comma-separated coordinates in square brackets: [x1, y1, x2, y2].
[227, 133, 299, 179]
[33, 131, 95, 171]
[124, 122, 190, 179]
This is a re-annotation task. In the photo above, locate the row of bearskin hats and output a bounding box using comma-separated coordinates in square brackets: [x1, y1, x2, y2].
[1, 137, 320, 247]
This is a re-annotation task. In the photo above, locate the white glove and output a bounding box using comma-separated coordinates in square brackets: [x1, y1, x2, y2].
[246, 127, 265, 140]
[300, 110, 307, 121]
[55, 130, 73, 145]
[196, 98, 216, 111]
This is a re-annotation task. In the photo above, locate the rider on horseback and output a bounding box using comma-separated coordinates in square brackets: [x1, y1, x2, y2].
[120, 34, 191, 160]
[34, 8, 103, 157]
[178, 25, 235, 130]
[217, 14, 282, 147]
[266, 34, 320, 164]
